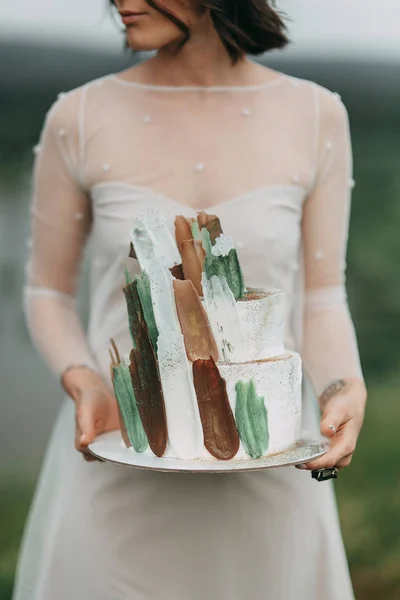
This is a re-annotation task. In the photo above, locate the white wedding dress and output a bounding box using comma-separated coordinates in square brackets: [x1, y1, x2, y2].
[13, 68, 363, 600]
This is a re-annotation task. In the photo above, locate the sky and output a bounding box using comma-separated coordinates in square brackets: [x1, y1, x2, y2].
[1, 0, 400, 59]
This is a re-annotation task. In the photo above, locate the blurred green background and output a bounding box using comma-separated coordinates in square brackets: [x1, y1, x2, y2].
[1, 40, 399, 600]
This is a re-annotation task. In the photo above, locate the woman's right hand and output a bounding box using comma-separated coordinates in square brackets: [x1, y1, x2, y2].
[62, 367, 120, 461]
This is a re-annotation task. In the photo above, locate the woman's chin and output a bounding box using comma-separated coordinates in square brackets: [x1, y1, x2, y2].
[126, 32, 181, 54]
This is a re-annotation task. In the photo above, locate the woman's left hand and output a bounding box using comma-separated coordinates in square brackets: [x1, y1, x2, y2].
[298, 378, 367, 472]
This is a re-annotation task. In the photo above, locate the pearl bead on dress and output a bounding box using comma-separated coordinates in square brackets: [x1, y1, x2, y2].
[195, 163, 205, 173]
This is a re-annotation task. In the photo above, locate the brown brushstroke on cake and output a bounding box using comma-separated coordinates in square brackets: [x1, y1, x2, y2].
[193, 357, 240, 460]
[181, 239, 205, 296]
[218, 353, 290, 367]
[175, 215, 194, 256]
[197, 212, 223, 245]
[170, 263, 185, 280]
[173, 279, 219, 362]
[238, 289, 280, 302]
[129, 321, 168, 457]
[109, 342, 131, 448]
[129, 242, 137, 259]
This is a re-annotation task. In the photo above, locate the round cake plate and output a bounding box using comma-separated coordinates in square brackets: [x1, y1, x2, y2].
[89, 431, 329, 473]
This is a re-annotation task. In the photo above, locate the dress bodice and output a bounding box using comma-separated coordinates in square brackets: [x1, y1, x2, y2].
[25, 70, 363, 394]
[88, 182, 305, 368]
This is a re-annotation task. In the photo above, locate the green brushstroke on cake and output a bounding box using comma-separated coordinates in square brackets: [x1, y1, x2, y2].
[136, 271, 158, 353]
[204, 248, 245, 300]
[192, 217, 216, 255]
[124, 266, 133, 286]
[123, 277, 158, 351]
[191, 219, 201, 241]
[235, 379, 269, 458]
[123, 280, 143, 348]
[201, 227, 213, 256]
[113, 362, 148, 453]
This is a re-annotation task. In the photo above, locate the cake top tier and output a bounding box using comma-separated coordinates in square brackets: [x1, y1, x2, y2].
[130, 208, 245, 301]
[125, 208, 286, 364]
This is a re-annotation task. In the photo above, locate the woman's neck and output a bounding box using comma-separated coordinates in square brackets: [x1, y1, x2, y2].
[123, 19, 274, 89]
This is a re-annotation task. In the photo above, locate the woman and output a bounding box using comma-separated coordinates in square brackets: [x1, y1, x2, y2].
[14, 1, 367, 599]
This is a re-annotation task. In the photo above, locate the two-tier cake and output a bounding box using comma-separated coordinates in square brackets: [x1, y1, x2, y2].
[109, 209, 302, 462]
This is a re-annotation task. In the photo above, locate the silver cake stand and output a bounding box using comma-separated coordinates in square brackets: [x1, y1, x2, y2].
[89, 431, 329, 473]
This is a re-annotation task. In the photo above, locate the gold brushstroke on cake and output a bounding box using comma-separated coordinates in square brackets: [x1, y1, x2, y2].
[193, 357, 240, 460]
[175, 215, 194, 256]
[181, 239, 206, 296]
[173, 279, 219, 362]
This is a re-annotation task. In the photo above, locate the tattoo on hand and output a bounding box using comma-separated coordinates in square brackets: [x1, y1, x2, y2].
[319, 378, 347, 407]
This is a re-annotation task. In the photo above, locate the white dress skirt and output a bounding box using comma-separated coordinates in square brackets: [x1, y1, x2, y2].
[13, 378, 354, 600]
[14, 71, 363, 599]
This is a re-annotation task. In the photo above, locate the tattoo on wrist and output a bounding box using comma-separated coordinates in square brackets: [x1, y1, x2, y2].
[319, 378, 347, 406]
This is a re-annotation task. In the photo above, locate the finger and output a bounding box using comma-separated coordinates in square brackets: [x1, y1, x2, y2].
[320, 401, 350, 439]
[83, 445, 105, 463]
[75, 416, 85, 453]
[75, 433, 93, 457]
[76, 402, 96, 447]
[74, 412, 102, 465]
[83, 452, 100, 462]
[299, 422, 358, 470]
[75, 414, 96, 459]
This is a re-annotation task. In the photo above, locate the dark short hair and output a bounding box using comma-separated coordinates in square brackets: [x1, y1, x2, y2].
[109, 0, 289, 63]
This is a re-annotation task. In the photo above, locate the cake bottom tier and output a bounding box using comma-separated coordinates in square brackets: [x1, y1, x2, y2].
[125, 351, 302, 461]
[218, 351, 302, 458]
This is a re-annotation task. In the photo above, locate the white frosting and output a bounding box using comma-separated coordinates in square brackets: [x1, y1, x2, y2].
[211, 234, 236, 257]
[148, 263, 204, 460]
[202, 274, 245, 362]
[202, 284, 285, 363]
[237, 291, 285, 361]
[219, 352, 302, 456]
[130, 208, 181, 272]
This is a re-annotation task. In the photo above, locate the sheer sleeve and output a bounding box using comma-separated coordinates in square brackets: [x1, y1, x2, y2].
[301, 86, 363, 396]
[24, 89, 99, 377]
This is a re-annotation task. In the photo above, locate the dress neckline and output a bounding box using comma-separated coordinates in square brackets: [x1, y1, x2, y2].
[91, 181, 307, 214]
[109, 73, 286, 93]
